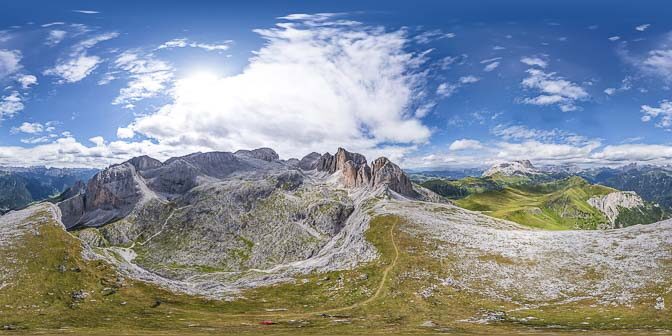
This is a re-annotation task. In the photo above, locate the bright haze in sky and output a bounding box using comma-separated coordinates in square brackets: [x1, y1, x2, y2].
[1, 0, 672, 168]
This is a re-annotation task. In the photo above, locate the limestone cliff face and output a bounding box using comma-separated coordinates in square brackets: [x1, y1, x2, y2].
[371, 157, 415, 196]
[58, 162, 145, 229]
[316, 147, 368, 174]
[588, 191, 645, 225]
[315, 148, 416, 197]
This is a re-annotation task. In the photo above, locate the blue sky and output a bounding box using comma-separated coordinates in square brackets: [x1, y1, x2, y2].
[1, 0, 672, 168]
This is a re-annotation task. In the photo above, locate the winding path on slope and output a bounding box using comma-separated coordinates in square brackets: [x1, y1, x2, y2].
[218, 217, 400, 319]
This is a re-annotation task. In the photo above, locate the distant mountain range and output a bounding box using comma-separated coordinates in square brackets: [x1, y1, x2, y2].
[418, 161, 667, 229]
[0, 166, 98, 213]
[580, 165, 672, 211]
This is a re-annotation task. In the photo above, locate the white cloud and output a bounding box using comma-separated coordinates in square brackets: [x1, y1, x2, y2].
[604, 76, 632, 96]
[593, 144, 672, 162]
[0, 91, 24, 120]
[157, 38, 232, 52]
[608, 36, 621, 41]
[437, 76, 479, 98]
[115, 15, 432, 161]
[492, 124, 591, 145]
[72, 32, 118, 53]
[16, 74, 37, 89]
[480, 57, 501, 64]
[436, 83, 457, 97]
[73, 10, 100, 14]
[520, 56, 547, 68]
[116, 126, 135, 139]
[11, 122, 45, 134]
[459, 75, 480, 84]
[46, 30, 67, 46]
[89, 136, 105, 146]
[0, 49, 22, 78]
[41, 22, 65, 28]
[44, 32, 118, 83]
[520, 68, 588, 112]
[449, 139, 482, 151]
[111, 52, 174, 108]
[20, 136, 52, 144]
[483, 61, 500, 72]
[414, 29, 456, 44]
[44, 54, 102, 83]
[641, 100, 672, 129]
[635, 24, 651, 32]
[640, 49, 672, 81]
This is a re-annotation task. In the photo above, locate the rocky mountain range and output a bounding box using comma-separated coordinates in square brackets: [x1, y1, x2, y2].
[1, 150, 672, 334]
[52, 147, 423, 297]
[482, 160, 541, 177]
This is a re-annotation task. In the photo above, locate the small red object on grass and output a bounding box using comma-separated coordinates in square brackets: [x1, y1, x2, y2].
[259, 320, 275, 325]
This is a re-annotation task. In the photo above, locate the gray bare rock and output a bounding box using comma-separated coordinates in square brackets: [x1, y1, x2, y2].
[317, 148, 367, 174]
[371, 157, 416, 197]
[127, 155, 163, 171]
[298, 152, 321, 170]
[50, 146, 419, 298]
[234, 148, 280, 162]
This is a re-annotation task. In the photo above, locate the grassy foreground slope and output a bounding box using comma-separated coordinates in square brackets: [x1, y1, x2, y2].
[1, 203, 671, 335]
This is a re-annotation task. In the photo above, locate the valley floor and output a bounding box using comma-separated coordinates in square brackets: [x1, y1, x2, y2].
[1, 202, 671, 335]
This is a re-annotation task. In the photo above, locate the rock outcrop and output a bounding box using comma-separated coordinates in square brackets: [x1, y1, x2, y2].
[588, 191, 645, 225]
[315, 148, 416, 197]
[483, 160, 540, 177]
[298, 152, 321, 170]
[371, 157, 415, 196]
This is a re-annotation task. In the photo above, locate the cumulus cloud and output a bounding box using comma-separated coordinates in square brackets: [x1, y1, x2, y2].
[520, 68, 588, 112]
[0, 91, 24, 120]
[436, 83, 457, 97]
[16, 74, 37, 89]
[520, 56, 548, 68]
[449, 139, 483, 151]
[116, 14, 432, 160]
[44, 54, 102, 83]
[641, 100, 672, 129]
[608, 36, 621, 41]
[157, 38, 232, 52]
[111, 52, 174, 108]
[593, 144, 672, 162]
[44, 32, 118, 83]
[116, 126, 135, 139]
[46, 30, 67, 46]
[639, 49, 672, 81]
[11, 122, 49, 134]
[0, 49, 22, 78]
